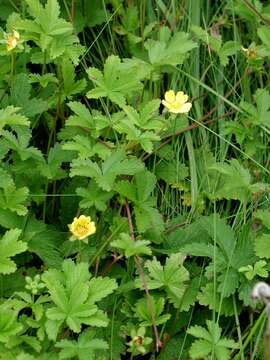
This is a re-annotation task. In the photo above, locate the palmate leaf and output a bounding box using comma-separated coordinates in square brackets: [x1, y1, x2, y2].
[135, 296, 170, 326]
[56, 330, 108, 360]
[37, 143, 74, 180]
[65, 101, 111, 138]
[9, 73, 48, 118]
[70, 149, 144, 191]
[208, 159, 268, 203]
[145, 30, 196, 67]
[0, 307, 22, 343]
[113, 117, 160, 153]
[137, 254, 189, 308]
[61, 57, 86, 98]
[0, 106, 29, 131]
[111, 233, 152, 257]
[42, 260, 117, 340]
[197, 283, 234, 316]
[0, 168, 29, 216]
[87, 55, 143, 106]
[63, 135, 111, 160]
[24, 0, 72, 37]
[0, 229, 27, 275]
[115, 170, 164, 233]
[18, 0, 82, 63]
[188, 320, 238, 360]
[255, 233, 270, 259]
[1, 127, 43, 161]
[77, 180, 114, 211]
[240, 88, 270, 127]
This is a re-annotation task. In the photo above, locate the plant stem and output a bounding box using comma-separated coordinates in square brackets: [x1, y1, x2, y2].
[125, 200, 162, 352]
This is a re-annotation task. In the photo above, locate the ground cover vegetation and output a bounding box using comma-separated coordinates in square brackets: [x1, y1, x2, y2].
[0, 0, 270, 358]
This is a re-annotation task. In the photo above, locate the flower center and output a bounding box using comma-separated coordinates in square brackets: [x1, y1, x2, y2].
[75, 223, 89, 236]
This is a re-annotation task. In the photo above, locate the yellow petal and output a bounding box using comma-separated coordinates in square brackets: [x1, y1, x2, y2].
[161, 99, 171, 109]
[164, 90, 176, 103]
[177, 102, 192, 114]
[13, 30, 20, 40]
[176, 91, 188, 104]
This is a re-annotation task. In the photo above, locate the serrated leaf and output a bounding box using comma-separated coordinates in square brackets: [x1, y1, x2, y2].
[0, 307, 23, 342]
[135, 296, 170, 326]
[9, 73, 48, 117]
[56, 329, 108, 360]
[0, 229, 27, 274]
[70, 149, 144, 191]
[111, 233, 152, 257]
[88, 277, 117, 304]
[255, 233, 270, 259]
[137, 254, 189, 308]
[0, 106, 29, 131]
[87, 55, 143, 106]
[42, 260, 117, 337]
[77, 180, 114, 211]
[145, 30, 196, 67]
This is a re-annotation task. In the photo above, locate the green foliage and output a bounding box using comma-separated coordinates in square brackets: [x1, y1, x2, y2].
[42, 259, 117, 340]
[188, 320, 238, 360]
[136, 254, 189, 308]
[70, 149, 144, 191]
[0, 229, 27, 274]
[111, 233, 152, 257]
[55, 330, 108, 359]
[145, 28, 197, 67]
[0, 0, 269, 358]
[87, 55, 144, 107]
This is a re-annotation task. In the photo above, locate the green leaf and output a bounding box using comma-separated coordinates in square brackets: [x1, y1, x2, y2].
[88, 276, 117, 303]
[209, 159, 253, 202]
[56, 330, 108, 360]
[254, 210, 270, 229]
[9, 73, 48, 118]
[37, 143, 73, 180]
[239, 260, 268, 280]
[115, 170, 164, 234]
[155, 161, 188, 185]
[87, 55, 143, 106]
[0, 170, 29, 215]
[255, 233, 270, 259]
[0, 229, 27, 274]
[61, 57, 86, 98]
[0, 307, 22, 343]
[145, 30, 196, 67]
[197, 283, 234, 316]
[111, 233, 152, 257]
[70, 149, 144, 191]
[135, 296, 171, 326]
[42, 260, 117, 338]
[219, 41, 240, 66]
[191, 25, 221, 53]
[188, 320, 238, 360]
[0, 106, 29, 131]
[19, 0, 78, 62]
[137, 254, 189, 308]
[77, 180, 114, 211]
[66, 101, 110, 138]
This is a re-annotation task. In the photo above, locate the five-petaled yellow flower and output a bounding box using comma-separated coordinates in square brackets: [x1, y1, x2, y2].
[68, 215, 96, 243]
[7, 30, 20, 51]
[162, 90, 192, 114]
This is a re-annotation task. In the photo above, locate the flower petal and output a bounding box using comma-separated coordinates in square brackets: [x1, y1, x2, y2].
[176, 91, 188, 104]
[177, 102, 192, 113]
[164, 90, 176, 103]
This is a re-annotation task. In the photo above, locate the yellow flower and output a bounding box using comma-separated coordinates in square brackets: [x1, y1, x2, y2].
[162, 90, 192, 114]
[68, 215, 96, 242]
[7, 30, 20, 51]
